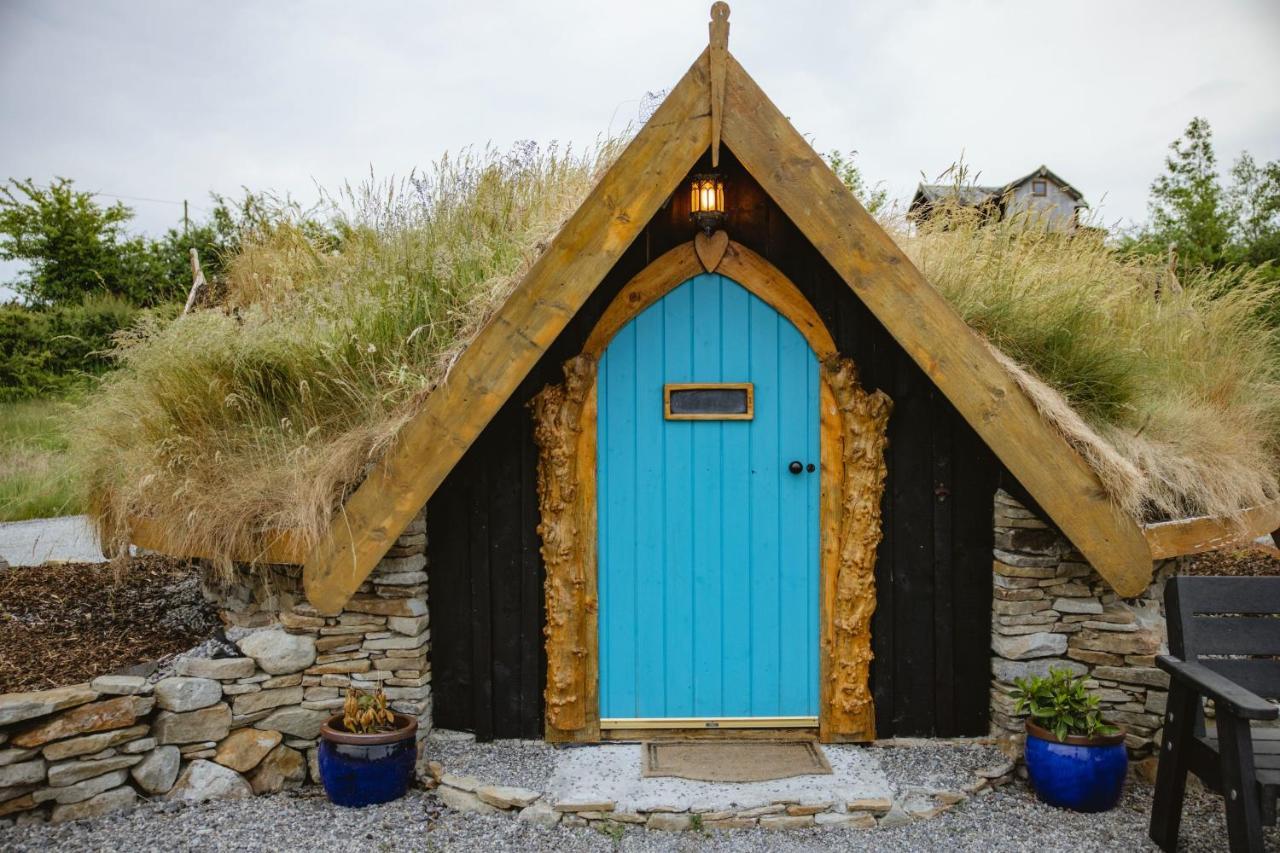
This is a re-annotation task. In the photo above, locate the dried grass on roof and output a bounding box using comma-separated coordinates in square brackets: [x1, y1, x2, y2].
[75, 141, 622, 575]
[897, 206, 1280, 523]
[72, 150, 1280, 571]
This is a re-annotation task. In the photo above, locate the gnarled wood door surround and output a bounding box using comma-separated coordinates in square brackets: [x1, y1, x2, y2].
[531, 240, 891, 743]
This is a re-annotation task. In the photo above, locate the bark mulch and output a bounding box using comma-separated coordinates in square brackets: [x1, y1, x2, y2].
[1184, 541, 1280, 577]
[0, 555, 219, 693]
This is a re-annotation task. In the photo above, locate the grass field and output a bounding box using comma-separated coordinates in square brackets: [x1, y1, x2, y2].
[0, 397, 81, 522]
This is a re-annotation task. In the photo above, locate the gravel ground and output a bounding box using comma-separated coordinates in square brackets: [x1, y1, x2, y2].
[3, 763, 1273, 851]
[419, 733, 559, 790]
[870, 741, 1008, 791]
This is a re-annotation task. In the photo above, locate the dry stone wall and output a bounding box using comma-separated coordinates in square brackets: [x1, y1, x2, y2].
[988, 490, 1174, 757]
[0, 511, 430, 825]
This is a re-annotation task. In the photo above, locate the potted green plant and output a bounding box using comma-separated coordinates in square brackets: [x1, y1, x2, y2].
[1011, 667, 1127, 812]
[318, 688, 418, 807]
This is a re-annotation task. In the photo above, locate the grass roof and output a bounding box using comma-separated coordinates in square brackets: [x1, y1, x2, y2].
[74, 144, 1280, 568]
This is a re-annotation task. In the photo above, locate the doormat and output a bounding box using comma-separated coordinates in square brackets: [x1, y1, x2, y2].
[641, 740, 833, 782]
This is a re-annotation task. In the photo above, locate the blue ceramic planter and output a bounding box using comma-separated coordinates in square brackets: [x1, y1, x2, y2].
[318, 713, 418, 808]
[1024, 721, 1127, 813]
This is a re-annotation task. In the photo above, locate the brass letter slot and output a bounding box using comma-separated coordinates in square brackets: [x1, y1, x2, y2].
[663, 382, 754, 420]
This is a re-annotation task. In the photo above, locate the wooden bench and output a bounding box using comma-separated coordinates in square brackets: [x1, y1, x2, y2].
[1151, 576, 1280, 853]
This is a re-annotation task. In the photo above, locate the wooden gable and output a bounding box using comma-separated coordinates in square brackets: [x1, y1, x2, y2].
[303, 7, 1160, 614]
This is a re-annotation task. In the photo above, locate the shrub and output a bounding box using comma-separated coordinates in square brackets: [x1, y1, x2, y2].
[0, 295, 140, 401]
[1011, 667, 1118, 741]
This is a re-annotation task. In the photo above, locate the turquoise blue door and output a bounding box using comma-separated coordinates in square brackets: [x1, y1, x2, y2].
[597, 272, 820, 721]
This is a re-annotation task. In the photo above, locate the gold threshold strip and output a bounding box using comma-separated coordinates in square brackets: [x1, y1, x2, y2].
[600, 716, 818, 730]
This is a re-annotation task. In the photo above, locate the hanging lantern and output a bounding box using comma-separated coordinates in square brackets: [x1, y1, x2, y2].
[689, 173, 725, 235]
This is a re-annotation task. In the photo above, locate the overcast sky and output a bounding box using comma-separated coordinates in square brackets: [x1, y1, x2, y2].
[2, 0, 1279, 298]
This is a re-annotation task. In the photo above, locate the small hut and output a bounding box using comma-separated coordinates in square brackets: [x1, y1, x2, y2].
[132, 4, 1280, 751]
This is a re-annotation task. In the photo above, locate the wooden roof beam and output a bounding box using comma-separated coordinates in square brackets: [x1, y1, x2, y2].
[718, 52, 1156, 596]
[302, 49, 714, 613]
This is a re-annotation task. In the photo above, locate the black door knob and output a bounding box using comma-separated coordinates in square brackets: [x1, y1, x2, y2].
[788, 460, 803, 474]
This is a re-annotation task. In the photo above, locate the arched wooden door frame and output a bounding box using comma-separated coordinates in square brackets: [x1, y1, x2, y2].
[530, 239, 892, 743]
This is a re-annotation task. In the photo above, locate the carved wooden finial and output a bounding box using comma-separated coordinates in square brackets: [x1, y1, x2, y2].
[709, 3, 730, 168]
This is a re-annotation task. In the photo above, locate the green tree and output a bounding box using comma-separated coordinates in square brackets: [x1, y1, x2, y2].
[825, 150, 888, 215]
[1146, 117, 1233, 270]
[0, 178, 138, 305]
[1227, 151, 1280, 269]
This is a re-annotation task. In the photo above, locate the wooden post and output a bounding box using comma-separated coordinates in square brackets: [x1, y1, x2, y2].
[182, 248, 207, 315]
[708, 2, 729, 168]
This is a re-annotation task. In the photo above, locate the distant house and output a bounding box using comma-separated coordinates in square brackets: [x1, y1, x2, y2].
[909, 165, 1086, 231]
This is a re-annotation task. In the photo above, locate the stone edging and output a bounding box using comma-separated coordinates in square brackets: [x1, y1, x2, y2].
[423, 745, 1016, 832]
[0, 514, 432, 827]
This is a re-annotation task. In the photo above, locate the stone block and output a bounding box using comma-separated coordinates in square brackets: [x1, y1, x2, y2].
[213, 729, 282, 773]
[386, 615, 430, 636]
[518, 802, 560, 826]
[306, 660, 372, 675]
[1066, 648, 1125, 667]
[0, 759, 46, 788]
[49, 785, 136, 823]
[176, 657, 257, 680]
[254, 707, 330, 739]
[231, 686, 304, 717]
[0, 747, 39, 767]
[131, 746, 181, 795]
[1052, 598, 1103, 615]
[248, 745, 306, 794]
[816, 812, 876, 827]
[41, 725, 149, 762]
[554, 799, 615, 812]
[437, 785, 496, 814]
[88, 676, 151, 696]
[374, 554, 426, 575]
[46, 754, 140, 787]
[994, 587, 1045, 602]
[10, 697, 137, 748]
[362, 631, 430, 651]
[155, 677, 223, 713]
[152, 704, 233, 745]
[343, 597, 427, 618]
[1073, 630, 1160, 656]
[278, 612, 326, 631]
[374, 572, 428, 587]
[993, 560, 1058, 579]
[991, 632, 1067, 660]
[35, 769, 127, 805]
[647, 812, 692, 830]
[166, 759, 253, 802]
[0, 684, 98, 727]
[760, 815, 814, 829]
[992, 599, 1052, 616]
[991, 657, 1086, 684]
[236, 631, 317, 675]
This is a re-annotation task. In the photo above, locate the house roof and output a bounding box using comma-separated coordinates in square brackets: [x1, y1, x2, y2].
[912, 184, 1001, 208]
[301, 6, 1163, 613]
[1003, 165, 1086, 203]
[911, 164, 1086, 215]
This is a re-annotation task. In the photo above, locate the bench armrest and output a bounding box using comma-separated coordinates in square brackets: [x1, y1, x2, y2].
[1157, 655, 1279, 721]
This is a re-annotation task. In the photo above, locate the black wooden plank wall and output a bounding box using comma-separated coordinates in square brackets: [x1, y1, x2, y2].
[428, 150, 998, 740]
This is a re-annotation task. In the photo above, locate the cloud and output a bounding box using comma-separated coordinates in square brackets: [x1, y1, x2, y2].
[1, 0, 1277, 290]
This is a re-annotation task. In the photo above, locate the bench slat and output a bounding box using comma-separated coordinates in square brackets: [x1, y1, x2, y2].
[1175, 577, 1280, 616]
[1186, 616, 1280, 656]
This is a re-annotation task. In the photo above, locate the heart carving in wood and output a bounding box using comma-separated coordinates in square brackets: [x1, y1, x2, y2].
[694, 229, 729, 272]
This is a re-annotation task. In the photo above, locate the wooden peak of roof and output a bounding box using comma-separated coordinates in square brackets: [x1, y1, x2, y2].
[302, 4, 1158, 614]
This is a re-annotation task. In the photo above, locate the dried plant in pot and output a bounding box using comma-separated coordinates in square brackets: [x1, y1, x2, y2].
[1012, 667, 1127, 813]
[318, 688, 418, 807]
